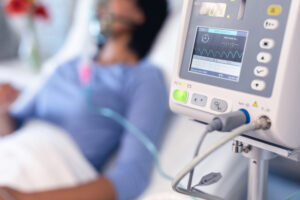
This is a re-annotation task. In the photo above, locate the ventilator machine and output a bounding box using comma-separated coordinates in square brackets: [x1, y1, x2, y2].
[169, 0, 300, 199]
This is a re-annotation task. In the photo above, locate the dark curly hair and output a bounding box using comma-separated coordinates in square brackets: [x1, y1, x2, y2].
[129, 0, 169, 59]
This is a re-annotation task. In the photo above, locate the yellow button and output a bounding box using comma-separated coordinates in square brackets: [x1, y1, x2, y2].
[267, 5, 282, 16]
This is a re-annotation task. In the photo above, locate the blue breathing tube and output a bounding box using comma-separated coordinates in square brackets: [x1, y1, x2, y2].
[79, 62, 174, 181]
[83, 87, 173, 182]
[285, 189, 300, 200]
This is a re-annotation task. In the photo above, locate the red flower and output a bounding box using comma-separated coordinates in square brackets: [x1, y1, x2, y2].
[34, 4, 49, 20]
[5, 0, 31, 15]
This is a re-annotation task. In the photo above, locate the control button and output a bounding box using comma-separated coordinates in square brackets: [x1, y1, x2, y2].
[254, 66, 269, 77]
[173, 89, 188, 103]
[267, 5, 282, 16]
[264, 19, 279, 30]
[211, 98, 228, 113]
[257, 52, 272, 64]
[251, 80, 266, 91]
[191, 94, 208, 107]
[260, 38, 275, 49]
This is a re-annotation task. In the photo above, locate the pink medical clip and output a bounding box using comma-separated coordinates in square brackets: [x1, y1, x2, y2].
[80, 63, 92, 85]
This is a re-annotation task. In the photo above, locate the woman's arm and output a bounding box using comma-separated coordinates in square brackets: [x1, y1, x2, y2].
[0, 111, 17, 136]
[5, 177, 116, 200]
[0, 84, 19, 136]
[104, 68, 169, 200]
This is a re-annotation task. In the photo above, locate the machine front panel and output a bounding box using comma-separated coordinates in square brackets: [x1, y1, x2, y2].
[179, 0, 291, 98]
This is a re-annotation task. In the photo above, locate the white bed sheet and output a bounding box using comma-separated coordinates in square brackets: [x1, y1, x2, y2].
[0, 120, 98, 192]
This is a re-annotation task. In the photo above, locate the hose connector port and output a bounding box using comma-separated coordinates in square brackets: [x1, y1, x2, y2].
[255, 116, 272, 130]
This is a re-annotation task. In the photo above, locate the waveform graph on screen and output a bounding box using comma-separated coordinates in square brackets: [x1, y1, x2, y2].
[189, 27, 248, 82]
[194, 48, 244, 62]
[193, 28, 247, 63]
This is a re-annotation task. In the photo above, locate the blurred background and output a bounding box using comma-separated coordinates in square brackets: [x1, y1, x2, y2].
[0, 0, 183, 87]
[0, 0, 74, 63]
[0, 1, 300, 200]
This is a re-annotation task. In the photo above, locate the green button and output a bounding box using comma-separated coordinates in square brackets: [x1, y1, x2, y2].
[173, 89, 188, 102]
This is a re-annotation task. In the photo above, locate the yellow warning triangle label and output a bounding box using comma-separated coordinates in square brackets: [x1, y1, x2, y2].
[253, 102, 258, 107]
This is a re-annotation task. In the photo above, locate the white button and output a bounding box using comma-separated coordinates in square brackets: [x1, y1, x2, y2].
[260, 39, 275, 49]
[254, 66, 269, 77]
[264, 19, 279, 30]
[251, 80, 266, 91]
[257, 52, 272, 63]
[211, 98, 228, 113]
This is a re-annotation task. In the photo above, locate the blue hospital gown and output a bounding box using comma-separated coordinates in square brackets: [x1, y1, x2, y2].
[11, 58, 168, 200]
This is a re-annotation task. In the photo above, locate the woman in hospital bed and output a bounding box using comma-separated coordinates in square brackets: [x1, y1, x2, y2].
[0, 0, 168, 199]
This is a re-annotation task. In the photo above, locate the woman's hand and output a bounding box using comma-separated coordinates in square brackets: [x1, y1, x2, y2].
[0, 187, 27, 200]
[0, 177, 116, 200]
[0, 84, 19, 113]
[0, 84, 19, 136]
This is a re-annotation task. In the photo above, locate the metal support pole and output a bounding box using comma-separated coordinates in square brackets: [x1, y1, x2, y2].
[234, 136, 300, 200]
[247, 158, 269, 200]
[242, 146, 277, 200]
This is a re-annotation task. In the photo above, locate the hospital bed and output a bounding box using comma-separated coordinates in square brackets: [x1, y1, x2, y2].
[2, 0, 300, 199]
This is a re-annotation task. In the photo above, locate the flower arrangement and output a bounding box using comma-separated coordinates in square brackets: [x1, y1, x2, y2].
[4, 0, 50, 71]
[5, 0, 49, 19]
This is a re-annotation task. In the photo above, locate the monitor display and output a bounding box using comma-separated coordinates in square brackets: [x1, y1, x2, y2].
[199, 2, 227, 18]
[197, 0, 246, 20]
[189, 27, 248, 82]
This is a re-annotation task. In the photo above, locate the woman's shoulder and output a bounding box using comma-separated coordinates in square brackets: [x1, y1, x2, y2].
[124, 60, 168, 98]
[131, 60, 166, 83]
[55, 57, 81, 73]
[50, 57, 82, 81]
